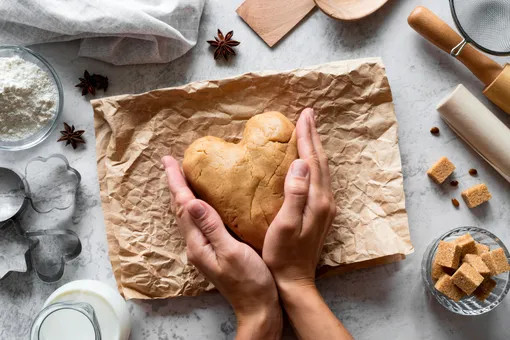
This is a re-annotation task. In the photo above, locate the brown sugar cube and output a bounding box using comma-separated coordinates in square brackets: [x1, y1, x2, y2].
[461, 183, 492, 208]
[435, 241, 462, 269]
[474, 278, 497, 302]
[431, 260, 444, 281]
[490, 248, 510, 275]
[431, 257, 448, 281]
[451, 263, 484, 295]
[427, 156, 456, 184]
[481, 252, 498, 276]
[454, 233, 476, 257]
[434, 274, 465, 302]
[431, 259, 456, 281]
[463, 254, 491, 277]
[473, 242, 490, 256]
[444, 267, 456, 276]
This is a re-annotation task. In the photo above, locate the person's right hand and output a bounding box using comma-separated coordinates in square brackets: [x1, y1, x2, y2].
[263, 107, 336, 290]
[262, 108, 353, 340]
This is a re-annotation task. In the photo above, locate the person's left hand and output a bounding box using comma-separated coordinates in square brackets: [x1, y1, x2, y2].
[162, 156, 282, 340]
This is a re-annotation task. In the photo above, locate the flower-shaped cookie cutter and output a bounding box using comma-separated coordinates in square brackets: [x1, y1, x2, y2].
[0, 154, 82, 282]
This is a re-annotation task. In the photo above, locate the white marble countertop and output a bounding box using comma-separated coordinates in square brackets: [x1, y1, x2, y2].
[1, 1, 509, 339]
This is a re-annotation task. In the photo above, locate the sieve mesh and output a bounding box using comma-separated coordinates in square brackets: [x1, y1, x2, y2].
[450, 0, 510, 55]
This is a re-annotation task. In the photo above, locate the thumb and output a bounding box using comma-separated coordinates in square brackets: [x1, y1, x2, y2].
[187, 199, 231, 248]
[273, 159, 310, 231]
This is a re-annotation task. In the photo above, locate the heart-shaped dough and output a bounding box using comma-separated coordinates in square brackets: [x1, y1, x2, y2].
[183, 112, 297, 250]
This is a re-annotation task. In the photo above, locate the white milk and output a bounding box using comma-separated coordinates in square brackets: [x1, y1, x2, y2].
[39, 308, 96, 340]
[40, 280, 130, 340]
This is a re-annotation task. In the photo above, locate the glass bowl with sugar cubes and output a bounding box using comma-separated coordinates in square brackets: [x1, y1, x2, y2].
[422, 226, 510, 315]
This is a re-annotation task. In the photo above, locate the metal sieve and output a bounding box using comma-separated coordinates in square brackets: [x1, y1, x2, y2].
[450, 0, 510, 56]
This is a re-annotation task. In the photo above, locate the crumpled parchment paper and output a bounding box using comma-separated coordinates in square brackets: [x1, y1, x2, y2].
[92, 58, 414, 299]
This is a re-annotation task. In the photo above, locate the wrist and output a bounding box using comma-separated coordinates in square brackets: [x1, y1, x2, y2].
[235, 300, 282, 340]
[276, 278, 318, 305]
[277, 282, 354, 340]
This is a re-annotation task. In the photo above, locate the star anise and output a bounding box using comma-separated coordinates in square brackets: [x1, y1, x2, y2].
[207, 29, 240, 60]
[75, 70, 109, 96]
[57, 123, 86, 149]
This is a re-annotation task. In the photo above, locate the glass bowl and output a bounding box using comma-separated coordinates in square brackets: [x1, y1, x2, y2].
[0, 45, 63, 151]
[422, 226, 510, 315]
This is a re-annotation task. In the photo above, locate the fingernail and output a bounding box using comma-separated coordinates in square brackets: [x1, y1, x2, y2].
[188, 200, 206, 219]
[161, 156, 172, 168]
[291, 160, 309, 178]
[309, 108, 316, 122]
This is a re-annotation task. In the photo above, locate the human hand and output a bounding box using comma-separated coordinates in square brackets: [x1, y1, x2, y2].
[261, 108, 351, 340]
[162, 156, 282, 340]
[262, 107, 336, 292]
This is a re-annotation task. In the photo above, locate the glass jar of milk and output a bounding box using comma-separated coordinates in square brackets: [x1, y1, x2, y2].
[30, 280, 130, 340]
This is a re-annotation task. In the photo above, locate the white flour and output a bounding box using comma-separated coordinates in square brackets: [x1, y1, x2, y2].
[0, 56, 57, 141]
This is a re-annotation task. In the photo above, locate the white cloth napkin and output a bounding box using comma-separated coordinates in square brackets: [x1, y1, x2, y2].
[0, 0, 205, 65]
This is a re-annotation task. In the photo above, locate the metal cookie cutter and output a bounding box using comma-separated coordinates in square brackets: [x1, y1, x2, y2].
[0, 154, 82, 282]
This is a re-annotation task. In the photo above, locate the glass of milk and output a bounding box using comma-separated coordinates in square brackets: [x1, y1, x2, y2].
[30, 301, 102, 340]
[30, 280, 131, 340]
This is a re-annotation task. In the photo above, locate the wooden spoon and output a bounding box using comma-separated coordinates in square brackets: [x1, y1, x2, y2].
[314, 0, 390, 21]
[237, 0, 389, 48]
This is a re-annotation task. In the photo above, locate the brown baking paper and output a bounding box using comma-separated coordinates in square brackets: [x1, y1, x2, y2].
[92, 58, 414, 299]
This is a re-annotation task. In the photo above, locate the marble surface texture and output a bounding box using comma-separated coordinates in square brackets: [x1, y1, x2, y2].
[1, 0, 510, 339]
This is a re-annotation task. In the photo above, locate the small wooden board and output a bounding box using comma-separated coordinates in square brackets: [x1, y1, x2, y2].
[236, 0, 316, 47]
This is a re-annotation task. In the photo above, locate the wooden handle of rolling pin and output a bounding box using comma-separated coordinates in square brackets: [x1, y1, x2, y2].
[408, 6, 502, 86]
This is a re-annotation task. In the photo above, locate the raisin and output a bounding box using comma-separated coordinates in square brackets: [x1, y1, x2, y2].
[430, 127, 440, 135]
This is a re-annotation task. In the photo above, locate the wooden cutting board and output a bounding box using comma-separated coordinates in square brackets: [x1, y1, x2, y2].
[237, 0, 390, 47]
[236, 0, 316, 47]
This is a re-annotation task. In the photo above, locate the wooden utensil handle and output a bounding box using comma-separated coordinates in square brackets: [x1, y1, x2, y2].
[408, 6, 502, 86]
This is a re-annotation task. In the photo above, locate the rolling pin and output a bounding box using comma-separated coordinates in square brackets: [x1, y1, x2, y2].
[408, 6, 510, 114]
[437, 85, 510, 183]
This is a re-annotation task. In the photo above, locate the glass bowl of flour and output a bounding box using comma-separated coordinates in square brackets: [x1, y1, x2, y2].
[0, 46, 63, 151]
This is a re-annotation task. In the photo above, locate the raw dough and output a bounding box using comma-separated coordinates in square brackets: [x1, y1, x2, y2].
[183, 111, 297, 250]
